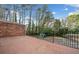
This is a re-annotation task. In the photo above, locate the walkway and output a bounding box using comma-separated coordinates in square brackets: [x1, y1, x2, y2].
[0, 36, 79, 54]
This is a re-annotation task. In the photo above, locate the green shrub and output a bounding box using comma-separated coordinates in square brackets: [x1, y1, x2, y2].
[40, 27, 53, 36]
[39, 33, 46, 38]
[68, 27, 79, 34]
[53, 27, 69, 36]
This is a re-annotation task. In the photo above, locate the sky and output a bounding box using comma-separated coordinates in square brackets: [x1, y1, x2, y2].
[47, 4, 79, 19]
[30, 4, 79, 20]
[1, 4, 79, 22]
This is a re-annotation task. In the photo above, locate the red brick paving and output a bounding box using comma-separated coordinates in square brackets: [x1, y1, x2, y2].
[0, 36, 79, 54]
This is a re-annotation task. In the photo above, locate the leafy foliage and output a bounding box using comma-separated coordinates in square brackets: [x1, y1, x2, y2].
[53, 19, 61, 30]
[54, 27, 69, 36]
[67, 14, 79, 29]
[40, 27, 53, 36]
[68, 26, 79, 34]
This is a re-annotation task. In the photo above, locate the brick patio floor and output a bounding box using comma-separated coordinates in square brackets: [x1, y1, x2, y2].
[0, 36, 79, 54]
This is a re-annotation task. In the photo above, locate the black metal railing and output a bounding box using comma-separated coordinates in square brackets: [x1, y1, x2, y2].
[52, 31, 79, 49]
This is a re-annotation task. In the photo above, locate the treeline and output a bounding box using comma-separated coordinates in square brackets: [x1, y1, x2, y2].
[0, 4, 36, 24]
[0, 4, 54, 35]
[0, 4, 79, 37]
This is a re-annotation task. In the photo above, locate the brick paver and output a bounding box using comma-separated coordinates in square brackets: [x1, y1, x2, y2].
[0, 36, 79, 54]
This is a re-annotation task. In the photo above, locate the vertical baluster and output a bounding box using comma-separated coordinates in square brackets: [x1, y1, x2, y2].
[77, 33, 78, 49]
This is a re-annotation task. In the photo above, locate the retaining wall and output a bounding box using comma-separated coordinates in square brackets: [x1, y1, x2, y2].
[0, 21, 25, 37]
